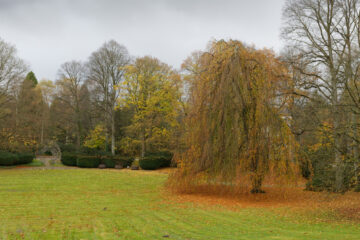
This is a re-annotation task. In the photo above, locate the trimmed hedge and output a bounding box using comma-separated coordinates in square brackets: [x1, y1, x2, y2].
[139, 151, 173, 170]
[59, 150, 135, 169]
[103, 156, 115, 168]
[139, 157, 162, 170]
[16, 153, 34, 165]
[145, 151, 173, 160]
[60, 152, 134, 168]
[140, 151, 173, 170]
[0, 152, 17, 166]
[0, 152, 34, 166]
[102, 156, 134, 168]
[61, 152, 77, 166]
[77, 156, 101, 168]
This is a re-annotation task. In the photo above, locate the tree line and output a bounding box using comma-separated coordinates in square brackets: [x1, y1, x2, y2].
[2, 0, 360, 193]
[0, 39, 183, 160]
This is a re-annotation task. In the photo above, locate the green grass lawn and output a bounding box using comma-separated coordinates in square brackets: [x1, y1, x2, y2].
[0, 168, 359, 239]
[26, 159, 46, 167]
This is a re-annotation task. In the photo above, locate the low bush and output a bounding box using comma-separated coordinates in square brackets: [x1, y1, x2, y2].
[61, 152, 77, 166]
[305, 146, 334, 191]
[0, 152, 34, 166]
[305, 146, 357, 192]
[77, 156, 101, 168]
[142, 151, 174, 169]
[139, 156, 163, 170]
[0, 152, 17, 166]
[16, 153, 34, 165]
[101, 155, 134, 168]
[102, 156, 115, 168]
[144, 151, 173, 159]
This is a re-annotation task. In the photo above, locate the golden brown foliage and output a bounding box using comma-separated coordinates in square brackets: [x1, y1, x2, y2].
[170, 40, 299, 193]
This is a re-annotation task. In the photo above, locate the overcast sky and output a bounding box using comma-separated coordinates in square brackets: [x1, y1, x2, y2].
[0, 0, 286, 81]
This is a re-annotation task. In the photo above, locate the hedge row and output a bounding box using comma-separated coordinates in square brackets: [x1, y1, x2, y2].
[60, 150, 173, 170]
[61, 152, 134, 168]
[0, 152, 34, 166]
[102, 156, 134, 168]
[17, 153, 35, 165]
[77, 156, 101, 168]
[139, 151, 173, 170]
[61, 152, 77, 166]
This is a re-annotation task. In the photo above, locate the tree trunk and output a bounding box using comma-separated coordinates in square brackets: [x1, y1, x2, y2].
[76, 122, 81, 150]
[65, 129, 69, 145]
[75, 96, 82, 150]
[111, 109, 115, 156]
[105, 130, 109, 153]
[76, 111, 82, 150]
[41, 118, 44, 145]
[353, 113, 360, 190]
[250, 147, 265, 194]
[251, 173, 265, 194]
[333, 83, 343, 192]
[334, 142, 344, 192]
[141, 128, 146, 158]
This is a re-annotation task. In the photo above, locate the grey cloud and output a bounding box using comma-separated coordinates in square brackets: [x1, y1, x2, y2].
[0, 0, 285, 80]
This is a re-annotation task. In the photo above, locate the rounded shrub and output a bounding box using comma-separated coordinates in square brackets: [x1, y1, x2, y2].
[144, 151, 174, 168]
[61, 152, 77, 166]
[139, 156, 163, 170]
[16, 153, 34, 165]
[103, 156, 115, 168]
[0, 152, 18, 166]
[101, 156, 134, 168]
[77, 156, 101, 168]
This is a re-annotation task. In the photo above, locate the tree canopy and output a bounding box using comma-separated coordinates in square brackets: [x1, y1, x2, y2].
[172, 40, 298, 193]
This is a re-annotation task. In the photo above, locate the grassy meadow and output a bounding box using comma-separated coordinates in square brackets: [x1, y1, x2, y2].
[0, 168, 359, 239]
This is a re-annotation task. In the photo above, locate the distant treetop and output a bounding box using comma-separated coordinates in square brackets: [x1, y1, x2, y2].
[24, 71, 38, 87]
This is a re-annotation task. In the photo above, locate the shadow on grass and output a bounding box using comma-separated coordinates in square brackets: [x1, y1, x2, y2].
[0, 159, 45, 169]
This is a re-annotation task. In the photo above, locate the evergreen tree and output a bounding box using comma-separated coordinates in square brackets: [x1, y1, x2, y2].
[24, 71, 38, 87]
[17, 71, 43, 151]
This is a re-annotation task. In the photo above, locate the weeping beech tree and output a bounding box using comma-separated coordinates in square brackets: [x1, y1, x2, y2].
[172, 40, 299, 193]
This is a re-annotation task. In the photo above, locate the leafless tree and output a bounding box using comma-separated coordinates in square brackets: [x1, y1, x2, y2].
[57, 61, 86, 148]
[282, 0, 349, 191]
[0, 38, 27, 120]
[87, 40, 130, 155]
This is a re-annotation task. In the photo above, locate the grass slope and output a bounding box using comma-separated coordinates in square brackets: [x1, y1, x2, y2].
[0, 168, 359, 239]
